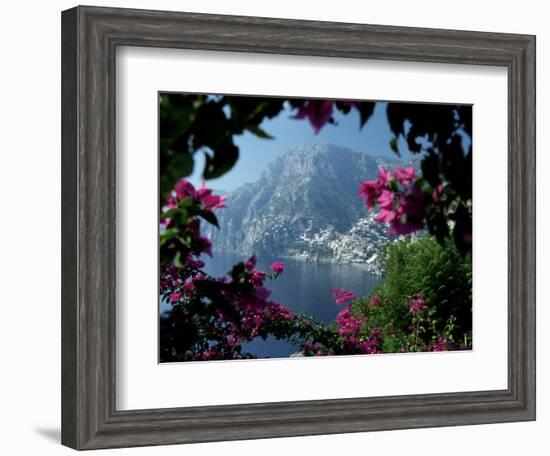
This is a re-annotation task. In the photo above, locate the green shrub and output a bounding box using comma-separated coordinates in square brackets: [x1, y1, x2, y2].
[352, 235, 472, 351]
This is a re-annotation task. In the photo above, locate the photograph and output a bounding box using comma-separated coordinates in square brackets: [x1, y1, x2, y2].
[53, 4, 536, 451]
[158, 93, 473, 362]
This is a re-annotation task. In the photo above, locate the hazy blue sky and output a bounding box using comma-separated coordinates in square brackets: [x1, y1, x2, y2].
[188, 101, 414, 192]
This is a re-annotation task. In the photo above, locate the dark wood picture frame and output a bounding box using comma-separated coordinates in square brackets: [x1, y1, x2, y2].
[61, 5, 536, 450]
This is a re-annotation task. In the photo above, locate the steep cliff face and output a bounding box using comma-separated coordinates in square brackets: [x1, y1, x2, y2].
[206, 143, 405, 272]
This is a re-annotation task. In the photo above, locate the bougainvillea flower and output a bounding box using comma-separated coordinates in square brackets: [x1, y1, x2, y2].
[244, 255, 257, 272]
[249, 269, 266, 287]
[238, 286, 272, 312]
[432, 183, 444, 202]
[358, 180, 379, 209]
[359, 166, 433, 237]
[358, 167, 393, 209]
[394, 166, 416, 185]
[169, 292, 182, 303]
[197, 235, 212, 256]
[376, 189, 395, 210]
[292, 100, 334, 133]
[389, 186, 429, 235]
[270, 261, 285, 273]
[171, 179, 227, 212]
[433, 338, 449, 351]
[182, 280, 195, 293]
[375, 208, 396, 224]
[408, 297, 427, 315]
[331, 288, 357, 305]
[376, 168, 393, 186]
[196, 181, 227, 211]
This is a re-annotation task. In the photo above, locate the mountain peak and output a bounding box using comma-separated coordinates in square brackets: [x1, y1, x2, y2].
[205, 143, 405, 269]
[289, 142, 344, 152]
[282, 142, 406, 167]
[285, 142, 356, 158]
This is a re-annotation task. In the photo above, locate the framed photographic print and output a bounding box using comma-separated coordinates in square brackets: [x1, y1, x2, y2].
[61, 5, 536, 450]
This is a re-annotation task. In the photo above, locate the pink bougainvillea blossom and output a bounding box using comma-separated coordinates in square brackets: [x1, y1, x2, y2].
[369, 295, 381, 309]
[331, 288, 357, 305]
[173, 178, 196, 201]
[291, 99, 358, 134]
[393, 166, 416, 185]
[292, 100, 334, 133]
[336, 305, 365, 337]
[244, 255, 257, 272]
[433, 338, 449, 351]
[196, 181, 227, 211]
[375, 207, 397, 224]
[169, 292, 182, 303]
[182, 280, 195, 293]
[249, 269, 266, 288]
[358, 181, 379, 209]
[390, 185, 430, 235]
[238, 286, 272, 312]
[270, 261, 285, 273]
[376, 189, 395, 210]
[357, 338, 381, 355]
[358, 166, 430, 236]
[377, 168, 393, 186]
[432, 183, 444, 202]
[162, 179, 226, 229]
[172, 179, 227, 212]
[186, 219, 213, 256]
[408, 296, 427, 315]
[358, 168, 393, 209]
[335, 304, 381, 354]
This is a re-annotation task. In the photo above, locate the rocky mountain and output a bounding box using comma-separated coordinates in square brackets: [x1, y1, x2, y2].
[206, 143, 406, 273]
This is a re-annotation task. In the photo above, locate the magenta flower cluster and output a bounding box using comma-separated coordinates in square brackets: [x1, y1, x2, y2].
[327, 291, 455, 355]
[159, 179, 305, 361]
[432, 338, 449, 351]
[369, 295, 381, 309]
[161, 179, 226, 230]
[160, 179, 462, 361]
[270, 262, 285, 273]
[170, 179, 227, 212]
[161, 253, 295, 361]
[292, 100, 358, 134]
[334, 304, 382, 354]
[408, 294, 427, 315]
[292, 101, 334, 134]
[331, 287, 357, 305]
[358, 166, 432, 236]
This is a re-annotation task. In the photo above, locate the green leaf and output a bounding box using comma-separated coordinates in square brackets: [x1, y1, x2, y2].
[161, 208, 187, 220]
[160, 151, 194, 200]
[178, 197, 194, 208]
[357, 102, 376, 128]
[389, 137, 400, 156]
[173, 251, 185, 268]
[420, 152, 440, 187]
[192, 102, 230, 150]
[160, 228, 180, 246]
[160, 228, 178, 238]
[203, 141, 239, 180]
[198, 210, 219, 228]
[334, 102, 352, 115]
[245, 124, 274, 139]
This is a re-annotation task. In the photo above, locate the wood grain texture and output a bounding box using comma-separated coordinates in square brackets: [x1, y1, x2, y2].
[61, 5, 536, 450]
[61, 7, 78, 449]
